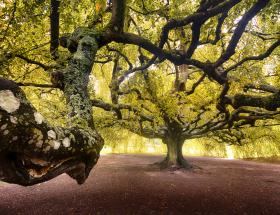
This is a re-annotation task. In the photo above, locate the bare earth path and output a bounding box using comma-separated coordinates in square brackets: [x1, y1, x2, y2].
[0, 154, 279, 215]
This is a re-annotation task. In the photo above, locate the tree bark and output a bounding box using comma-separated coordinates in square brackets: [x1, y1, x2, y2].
[0, 27, 105, 186]
[50, 0, 60, 59]
[157, 137, 192, 169]
[0, 78, 104, 186]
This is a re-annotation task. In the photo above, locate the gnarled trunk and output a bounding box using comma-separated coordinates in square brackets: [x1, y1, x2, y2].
[158, 137, 192, 170]
[0, 78, 103, 186]
[0, 27, 104, 186]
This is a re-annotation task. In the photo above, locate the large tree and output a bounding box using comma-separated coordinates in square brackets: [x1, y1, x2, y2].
[0, 0, 279, 184]
[91, 0, 280, 168]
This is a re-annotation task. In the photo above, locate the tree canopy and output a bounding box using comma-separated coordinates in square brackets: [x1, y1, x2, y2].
[0, 0, 279, 185]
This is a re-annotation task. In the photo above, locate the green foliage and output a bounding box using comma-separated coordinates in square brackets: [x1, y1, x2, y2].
[1, 0, 279, 159]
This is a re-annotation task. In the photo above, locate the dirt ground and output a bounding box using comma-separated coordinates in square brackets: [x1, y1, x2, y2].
[0, 154, 279, 215]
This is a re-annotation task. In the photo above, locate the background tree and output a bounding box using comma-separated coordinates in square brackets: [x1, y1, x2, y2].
[0, 0, 279, 184]
[91, 0, 280, 168]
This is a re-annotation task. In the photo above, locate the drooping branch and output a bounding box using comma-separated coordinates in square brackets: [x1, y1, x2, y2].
[118, 57, 157, 85]
[107, 46, 133, 69]
[91, 99, 165, 139]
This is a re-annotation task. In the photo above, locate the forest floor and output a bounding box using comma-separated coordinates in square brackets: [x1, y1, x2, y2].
[0, 154, 279, 215]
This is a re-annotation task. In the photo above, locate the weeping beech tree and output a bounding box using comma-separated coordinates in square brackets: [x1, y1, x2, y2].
[0, 0, 279, 184]
[92, 60, 280, 169]
[90, 0, 280, 169]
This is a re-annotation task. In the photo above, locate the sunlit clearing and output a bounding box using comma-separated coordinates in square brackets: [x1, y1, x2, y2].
[226, 145, 235, 160]
[147, 145, 156, 153]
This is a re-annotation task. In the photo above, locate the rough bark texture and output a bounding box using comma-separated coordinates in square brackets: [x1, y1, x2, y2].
[0, 27, 105, 186]
[58, 27, 100, 128]
[50, 0, 60, 59]
[158, 137, 192, 170]
[1, 0, 279, 184]
[0, 78, 103, 186]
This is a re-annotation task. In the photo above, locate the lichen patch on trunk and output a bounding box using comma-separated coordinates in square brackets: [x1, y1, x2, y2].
[50, 140, 61, 150]
[47, 130, 57, 139]
[36, 140, 44, 148]
[10, 116, 18, 124]
[34, 112, 44, 124]
[1, 124, 7, 130]
[62, 137, 71, 147]
[0, 90, 20, 113]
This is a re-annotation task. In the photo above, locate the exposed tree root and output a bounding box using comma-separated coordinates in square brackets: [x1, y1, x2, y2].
[152, 157, 196, 171]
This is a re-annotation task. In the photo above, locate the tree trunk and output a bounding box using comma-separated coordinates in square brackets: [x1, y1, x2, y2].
[0, 27, 104, 186]
[0, 77, 103, 186]
[157, 137, 192, 170]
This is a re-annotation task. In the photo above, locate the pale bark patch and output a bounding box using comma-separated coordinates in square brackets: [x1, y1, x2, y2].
[50, 140, 61, 150]
[34, 112, 44, 124]
[62, 137, 71, 147]
[10, 116, 18, 124]
[1, 124, 7, 130]
[0, 90, 20, 113]
[43, 145, 51, 152]
[47, 130, 56, 139]
[36, 140, 44, 148]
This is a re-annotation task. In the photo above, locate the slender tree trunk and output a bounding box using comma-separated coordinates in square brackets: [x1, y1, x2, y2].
[157, 137, 192, 169]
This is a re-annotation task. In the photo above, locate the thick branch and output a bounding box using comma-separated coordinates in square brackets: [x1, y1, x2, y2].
[0, 78, 103, 186]
[215, 0, 270, 67]
[244, 84, 280, 94]
[109, 0, 127, 33]
[228, 93, 280, 111]
[50, 0, 60, 59]
[159, 0, 241, 49]
[107, 31, 206, 68]
[55, 28, 100, 128]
